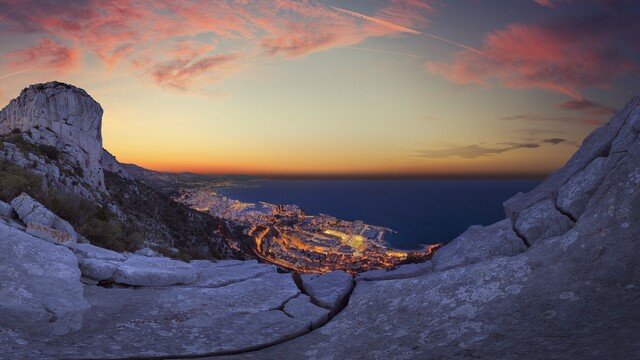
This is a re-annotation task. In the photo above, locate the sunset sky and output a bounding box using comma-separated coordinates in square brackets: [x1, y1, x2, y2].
[0, 0, 638, 178]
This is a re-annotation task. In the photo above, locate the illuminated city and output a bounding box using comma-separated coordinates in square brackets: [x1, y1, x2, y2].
[175, 185, 439, 273]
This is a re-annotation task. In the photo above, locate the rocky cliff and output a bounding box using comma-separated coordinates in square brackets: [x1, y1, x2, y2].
[0, 82, 106, 192]
[0, 92, 638, 359]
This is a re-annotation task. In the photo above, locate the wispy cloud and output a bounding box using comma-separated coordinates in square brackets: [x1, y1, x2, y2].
[415, 137, 570, 159]
[415, 142, 540, 159]
[6, 38, 79, 73]
[499, 113, 602, 126]
[557, 98, 617, 115]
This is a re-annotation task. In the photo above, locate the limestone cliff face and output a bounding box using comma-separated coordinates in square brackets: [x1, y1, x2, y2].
[0, 82, 106, 191]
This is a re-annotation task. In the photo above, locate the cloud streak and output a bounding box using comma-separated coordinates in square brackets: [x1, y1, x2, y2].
[331, 6, 483, 54]
[415, 137, 569, 159]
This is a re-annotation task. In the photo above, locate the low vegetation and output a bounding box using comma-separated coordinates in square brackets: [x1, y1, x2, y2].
[0, 158, 142, 252]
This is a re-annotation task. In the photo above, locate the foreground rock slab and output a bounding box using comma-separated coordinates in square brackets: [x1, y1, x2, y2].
[4, 273, 307, 359]
[0, 224, 89, 338]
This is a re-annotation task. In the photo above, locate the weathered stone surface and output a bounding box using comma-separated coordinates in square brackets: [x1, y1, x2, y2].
[0, 200, 14, 218]
[4, 272, 305, 359]
[283, 294, 330, 329]
[503, 95, 640, 220]
[515, 199, 574, 245]
[26, 222, 75, 246]
[73, 243, 127, 262]
[0, 223, 89, 337]
[356, 261, 433, 281]
[79, 259, 118, 281]
[557, 154, 623, 219]
[300, 271, 353, 312]
[432, 219, 526, 271]
[11, 193, 56, 227]
[10, 193, 77, 242]
[111, 254, 198, 286]
[0, 82, 106, 191]
[193, 260, 276, 288]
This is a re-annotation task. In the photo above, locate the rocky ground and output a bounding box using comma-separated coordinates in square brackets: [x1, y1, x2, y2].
[0, 83, 639, 360]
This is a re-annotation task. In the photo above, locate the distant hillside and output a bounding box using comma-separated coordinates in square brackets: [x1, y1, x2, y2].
[121, 163, 256, 196]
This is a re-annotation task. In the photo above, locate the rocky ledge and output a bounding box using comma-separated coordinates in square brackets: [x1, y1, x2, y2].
[1, 94, 639, 360]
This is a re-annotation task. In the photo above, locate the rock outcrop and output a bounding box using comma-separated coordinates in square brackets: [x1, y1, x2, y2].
[0, 82, 105, 191]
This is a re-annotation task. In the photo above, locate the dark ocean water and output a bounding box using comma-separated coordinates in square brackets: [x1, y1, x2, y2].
[217, 179, 540, 250]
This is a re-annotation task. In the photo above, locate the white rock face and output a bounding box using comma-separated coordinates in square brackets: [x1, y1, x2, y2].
[0, 82, 105, 191]
[300, 271, 353, 313]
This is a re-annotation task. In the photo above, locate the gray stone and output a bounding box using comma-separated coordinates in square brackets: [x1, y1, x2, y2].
[4, 272, 305, 359]
[101, 149, 133, 179]
[26, 222, 76, 246]
[283, 294, 330, 329]
[356, 261, 433, 281]
[111, 255, 198, 286]
[557, 154, 623, 219]
[300, 271, 353, 312]
[193, 260, 276, 288]
[11, 193, 56, 228]
[432, 219, 526, 271]
[73, 243, 127, 262]
[10, 193, 77, 242]
[0, 222, 89, 337]
[0, 200, 14, 218]
[515, 199, 574, 245]
[79, 259, 118, 281]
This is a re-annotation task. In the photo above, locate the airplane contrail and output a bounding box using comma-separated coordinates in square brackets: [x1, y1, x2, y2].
[332, 6, 484, 55]
[339, 46, 423, 58]
[0, 69, 30, 81]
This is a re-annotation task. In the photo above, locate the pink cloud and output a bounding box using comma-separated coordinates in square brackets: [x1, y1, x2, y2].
[149, 54, 243, 90]
[425, 2, 640, 98]
[7, 38, 79, 72]
[0, 0, 436, 89]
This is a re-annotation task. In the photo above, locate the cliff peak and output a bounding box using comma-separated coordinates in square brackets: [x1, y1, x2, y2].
[0, 81, 105, 191]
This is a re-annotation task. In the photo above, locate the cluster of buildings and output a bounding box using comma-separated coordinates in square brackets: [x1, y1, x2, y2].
[174, 185, 411, 274]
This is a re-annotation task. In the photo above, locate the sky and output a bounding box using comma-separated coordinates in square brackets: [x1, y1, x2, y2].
[0, 0, 639, 178]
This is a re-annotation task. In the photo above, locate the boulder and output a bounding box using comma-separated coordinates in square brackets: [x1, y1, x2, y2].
[111, 255, 198, 286]
[79, 259, 118, 281]
[300, 271, 353, 312]
[432, 219, 526, 271]
[514, 199, 574, 245]
[73, 243, 127, 262]
[283, 294, 330, 329]
[0, 222, 89, 337]
[10, 193, 77, 242]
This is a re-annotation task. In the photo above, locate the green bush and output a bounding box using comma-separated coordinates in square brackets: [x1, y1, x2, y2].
[0, 160, 44, 201]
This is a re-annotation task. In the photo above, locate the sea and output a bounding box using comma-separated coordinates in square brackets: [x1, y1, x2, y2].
[216, 179, 540, 250]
